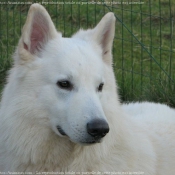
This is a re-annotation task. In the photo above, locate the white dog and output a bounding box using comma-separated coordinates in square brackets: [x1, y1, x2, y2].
[0, 3, 175, 175]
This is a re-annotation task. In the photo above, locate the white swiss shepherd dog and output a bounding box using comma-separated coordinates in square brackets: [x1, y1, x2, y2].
[0, 3, 175, 175]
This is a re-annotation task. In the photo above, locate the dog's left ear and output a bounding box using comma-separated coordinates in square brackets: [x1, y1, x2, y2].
[73, 13, 115, 65]
[92, 12, 116, 64]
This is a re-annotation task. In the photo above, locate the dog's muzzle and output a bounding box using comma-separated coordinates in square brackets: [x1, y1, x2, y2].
[56, 119, 109, 144]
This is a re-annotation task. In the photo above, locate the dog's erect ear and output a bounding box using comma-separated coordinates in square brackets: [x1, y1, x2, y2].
[92, 12, 116, 64]
[73, 13, 116, 64]
[17, 3, 57, 61]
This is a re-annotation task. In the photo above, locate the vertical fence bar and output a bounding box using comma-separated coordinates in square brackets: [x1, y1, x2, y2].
[94, 0, 97, 24]
[0, 3, 2, 91]
[168, 0, 172, 85]
[71, 1, 73, 33]
[111, 0, 113, 11]
[159, 0, 162, 81]
[86, 0, 89, 28]
[131, 1, 133, 98]
[149, 0, 153, 91]
[78, 0, 80, 29]
[111, 0, 114, 77]
[20, 3, 21, 35]
[140, 0, 143, 99]
[13, 5, 16, 58]
[121, 0, 124, 98]
[6, 3, 9, 63]
[103, 0, 105, 15]
[0, 4, 2, 64]
[63, 0, 65, 36]
[56, 1, 58, 28]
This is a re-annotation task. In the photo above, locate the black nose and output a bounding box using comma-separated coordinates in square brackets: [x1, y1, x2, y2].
[87, 119, 109, 138]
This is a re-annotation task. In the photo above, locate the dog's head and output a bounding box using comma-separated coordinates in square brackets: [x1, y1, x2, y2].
[16, 4, 116, 145]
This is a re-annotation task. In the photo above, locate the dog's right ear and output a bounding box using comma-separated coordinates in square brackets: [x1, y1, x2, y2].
[17, 3, 58, 62]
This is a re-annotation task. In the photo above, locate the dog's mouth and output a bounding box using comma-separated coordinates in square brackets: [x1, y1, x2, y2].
[83, 141, 99, 144]
[56, 126, 67, 136]
[80, 139, 102, 145]
[56, 126, 102, 145]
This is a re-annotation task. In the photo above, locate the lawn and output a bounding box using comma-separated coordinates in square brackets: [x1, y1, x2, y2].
[0, 0, 175, 106]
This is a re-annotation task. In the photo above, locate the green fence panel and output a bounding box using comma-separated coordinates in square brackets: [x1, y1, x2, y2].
[0, 0, 174, 106]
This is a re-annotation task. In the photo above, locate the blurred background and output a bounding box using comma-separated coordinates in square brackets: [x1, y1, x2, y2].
[0, 0, 175, 106]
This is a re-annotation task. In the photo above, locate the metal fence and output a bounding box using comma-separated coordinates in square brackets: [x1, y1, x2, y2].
[0, 0, 174, 106]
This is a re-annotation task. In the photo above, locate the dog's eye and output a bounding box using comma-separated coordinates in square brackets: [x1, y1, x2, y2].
[57, 80, 73, 90]
[98, 83, 104, 92]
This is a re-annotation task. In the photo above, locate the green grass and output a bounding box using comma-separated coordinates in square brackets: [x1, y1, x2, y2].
[0, 0, 175, 106]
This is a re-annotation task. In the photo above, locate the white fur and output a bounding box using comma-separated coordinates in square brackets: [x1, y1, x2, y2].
[0, 3, 175, 175]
